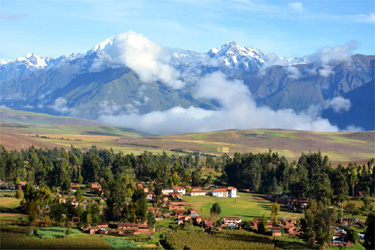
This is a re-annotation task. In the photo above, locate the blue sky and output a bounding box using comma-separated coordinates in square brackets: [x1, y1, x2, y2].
[1, 0, 374, 59]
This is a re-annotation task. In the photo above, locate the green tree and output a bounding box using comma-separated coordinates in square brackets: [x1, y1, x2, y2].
[345, 202, 358, 226]
[35, 187, 52, 216]
[191, 169, 202, 186]
[348, 168, 358, 197]
[26, 199, 39, 234]
[346, 227, 359, 243]
[301, 201, 337, 249]
[271, 202, 280, 225]
[147, 210, 156, 237]
[75, 187, 83, 203]
[15, 187, 24, 200]
[210, 203, 221, 216]
[77, 174, 83, 184]
[364, 212, 374, 250]
[334, 172, 348, 223]
[258, 213, 267, 234]
[50, 202, 67, 237]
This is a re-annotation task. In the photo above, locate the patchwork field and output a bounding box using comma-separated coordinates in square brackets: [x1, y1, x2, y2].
[1, 108, 374, 163]
[183, 192, 302, 220]
[116, 129, 375, 162]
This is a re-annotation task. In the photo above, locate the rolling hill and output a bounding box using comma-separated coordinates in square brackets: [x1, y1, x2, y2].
[1, 109, 373, 163]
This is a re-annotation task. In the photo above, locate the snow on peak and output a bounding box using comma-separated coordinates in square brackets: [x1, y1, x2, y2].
[208, 42, 265, 69]
[91, 37, 114, 53]
[13, 53, 49, 69]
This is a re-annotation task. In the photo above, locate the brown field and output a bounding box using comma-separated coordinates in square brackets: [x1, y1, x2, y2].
[114, 129, 375, 162]
[0, 129, 61, 150]
[1, 108, 374, 163]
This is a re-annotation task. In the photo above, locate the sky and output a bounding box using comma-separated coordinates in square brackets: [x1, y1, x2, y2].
[0, 0, 374, 60]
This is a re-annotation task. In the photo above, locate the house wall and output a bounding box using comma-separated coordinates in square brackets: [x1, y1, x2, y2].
[212, 191, 224, 197]
[173, 188, 186, 195]
[230, 189, 237, 198]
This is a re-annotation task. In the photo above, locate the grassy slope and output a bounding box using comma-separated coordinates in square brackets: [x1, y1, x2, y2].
[183, 192, 302, 220]
[116, 129, 375, 162]
[1, 108, 374, 162]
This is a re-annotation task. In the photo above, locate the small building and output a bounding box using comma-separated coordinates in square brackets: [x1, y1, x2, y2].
[146, 192, 154, 201]
[191, 215, 202, 226]
[271, 227, 282, 237]
[71, 182, 78, 189]
[168, 201, 186, 210]
[173, 210, 186, 216]
[173, 186, 186, 195]
[187, 190, 208, 196]
[188, 208, 197, 214]
[298, 199, 309, 209]
[223, 216, 242, 227]
[91, 182, 102, 194]
[98, 222, 109, 228]
[162, 188, 174, 195]
[211, 186, 237, 198]
[169, 192, 182, 199]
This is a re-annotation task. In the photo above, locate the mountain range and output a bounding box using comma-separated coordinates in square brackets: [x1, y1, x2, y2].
[1, 35, 374, 132]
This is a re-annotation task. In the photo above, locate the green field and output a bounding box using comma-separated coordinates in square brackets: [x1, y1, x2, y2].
[183, 192, 302, 220]
[0, 226, 112, 249]
[35, 227, 83, 239]
[163, 230, 275, 250]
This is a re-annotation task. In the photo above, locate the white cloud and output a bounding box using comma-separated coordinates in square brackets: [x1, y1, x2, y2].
[308, 41, 358, 77]
[99, 100, 121, 115]
[100, 71, 339, 134]
[260, 53, 302, 79]
[324, 96, 351, 113]
[23, 104, 34, 109]
[103, 31, 185, 89]
[343, 125, 363, 132]
[50, 97, 75, 114]
[288, 2, 303, 12]
[286, 66, 301, 79]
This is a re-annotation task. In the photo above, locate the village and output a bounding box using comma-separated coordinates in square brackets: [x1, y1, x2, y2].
[1, 178, 368, 248]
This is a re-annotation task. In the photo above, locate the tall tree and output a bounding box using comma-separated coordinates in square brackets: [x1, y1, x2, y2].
[301, 200, 337, 249]
[348, 168, 359, 197]
[271, 202, 280, 225]
[364, 212, 375, 250]
[147, 210, 156, 237]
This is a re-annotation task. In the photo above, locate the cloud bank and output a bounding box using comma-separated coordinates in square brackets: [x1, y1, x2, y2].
[103, 31, 185, 89]
[308, 41, 358, 77]
[100, 71, 339, 134]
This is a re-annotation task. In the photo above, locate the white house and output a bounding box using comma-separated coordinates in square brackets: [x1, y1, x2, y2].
[211, 186, 237, 198]
[187, 190, 208, 196]
[162, 188, 174, 195]
[223, 216, 242, 227]
[173, 186, 186, 195]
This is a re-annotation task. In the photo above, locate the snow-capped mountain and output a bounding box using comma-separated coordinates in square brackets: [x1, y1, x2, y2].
[0, 38, 305, 82]
[1, 36, 373, 130]
[208, 41, 265, 71]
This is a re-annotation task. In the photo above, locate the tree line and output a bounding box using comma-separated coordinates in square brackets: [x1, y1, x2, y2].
[224, 150, 375, 202]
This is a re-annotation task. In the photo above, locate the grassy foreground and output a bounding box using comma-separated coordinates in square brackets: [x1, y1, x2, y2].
[163, 230, 275, 250]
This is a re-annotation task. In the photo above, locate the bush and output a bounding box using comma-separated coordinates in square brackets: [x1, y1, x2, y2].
[346, 227, 359, 242]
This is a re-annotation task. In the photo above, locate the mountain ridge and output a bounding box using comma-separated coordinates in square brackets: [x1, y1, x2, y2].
[1, 35, 374, 132]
